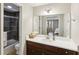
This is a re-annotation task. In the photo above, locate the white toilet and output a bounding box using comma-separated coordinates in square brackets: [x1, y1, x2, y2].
[4, 32, 7, 46]
[15, 43, 20, 54]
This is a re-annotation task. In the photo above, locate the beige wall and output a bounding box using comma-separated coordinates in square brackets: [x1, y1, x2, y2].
[33, 3, 71, 16]
[33, 3, 71, 38]
[71, 3, 79, 45]
[20, 4, 33, 54]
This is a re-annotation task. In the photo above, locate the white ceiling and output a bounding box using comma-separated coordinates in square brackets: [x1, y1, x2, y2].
[14, 3, 49, 7]
[27, 3, 49, 7]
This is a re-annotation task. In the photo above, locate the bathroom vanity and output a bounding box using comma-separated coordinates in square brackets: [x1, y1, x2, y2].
[27, 41, 78, 55]
[26, 35, 78, 55]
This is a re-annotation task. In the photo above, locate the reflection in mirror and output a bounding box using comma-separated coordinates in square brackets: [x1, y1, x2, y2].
[33, 14, 71, 39]
[39, 14, 64, 36]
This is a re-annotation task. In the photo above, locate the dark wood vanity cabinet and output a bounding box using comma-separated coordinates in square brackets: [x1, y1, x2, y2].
[26, 41, 78, 55]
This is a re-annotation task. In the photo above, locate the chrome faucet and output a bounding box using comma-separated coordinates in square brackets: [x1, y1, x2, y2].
[53, 31, 55, 40]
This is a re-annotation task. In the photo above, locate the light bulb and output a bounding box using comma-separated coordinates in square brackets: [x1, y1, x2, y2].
[7, 6, 12, 9]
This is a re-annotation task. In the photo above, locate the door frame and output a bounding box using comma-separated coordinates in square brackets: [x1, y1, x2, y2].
[0, 3, 23, 55]
[14, 4, 23, 55]
[0, 3, 4, 55]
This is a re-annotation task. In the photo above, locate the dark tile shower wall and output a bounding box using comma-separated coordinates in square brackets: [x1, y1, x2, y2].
[4, 10, 19, 41]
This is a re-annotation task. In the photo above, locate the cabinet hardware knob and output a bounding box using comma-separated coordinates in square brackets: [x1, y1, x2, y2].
[65, 51, 68, 54]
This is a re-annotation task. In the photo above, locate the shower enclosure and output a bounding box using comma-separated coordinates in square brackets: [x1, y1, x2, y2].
[3, 3, 20, 55]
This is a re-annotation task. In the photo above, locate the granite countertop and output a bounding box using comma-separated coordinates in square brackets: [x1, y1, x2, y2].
[26, 35, 78, 52]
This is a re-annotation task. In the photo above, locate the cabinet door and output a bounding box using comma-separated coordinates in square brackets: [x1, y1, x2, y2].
[26, 41, 43, 55]
[43, 44, 78, 55]
[42, 44, 58, 55]
[42, 44, 65, 55]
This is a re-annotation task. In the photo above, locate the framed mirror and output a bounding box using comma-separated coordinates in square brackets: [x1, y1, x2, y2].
[33, 14, 71, 39]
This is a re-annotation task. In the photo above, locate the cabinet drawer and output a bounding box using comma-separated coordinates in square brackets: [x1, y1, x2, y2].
[26, 41, 43, 55]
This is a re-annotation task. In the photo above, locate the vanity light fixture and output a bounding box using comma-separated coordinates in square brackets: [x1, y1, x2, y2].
[44, 8, 52, 15]
[47, 9, 51, 13]
[45, 8, 52, 14]
[7, 6, 12, 9]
